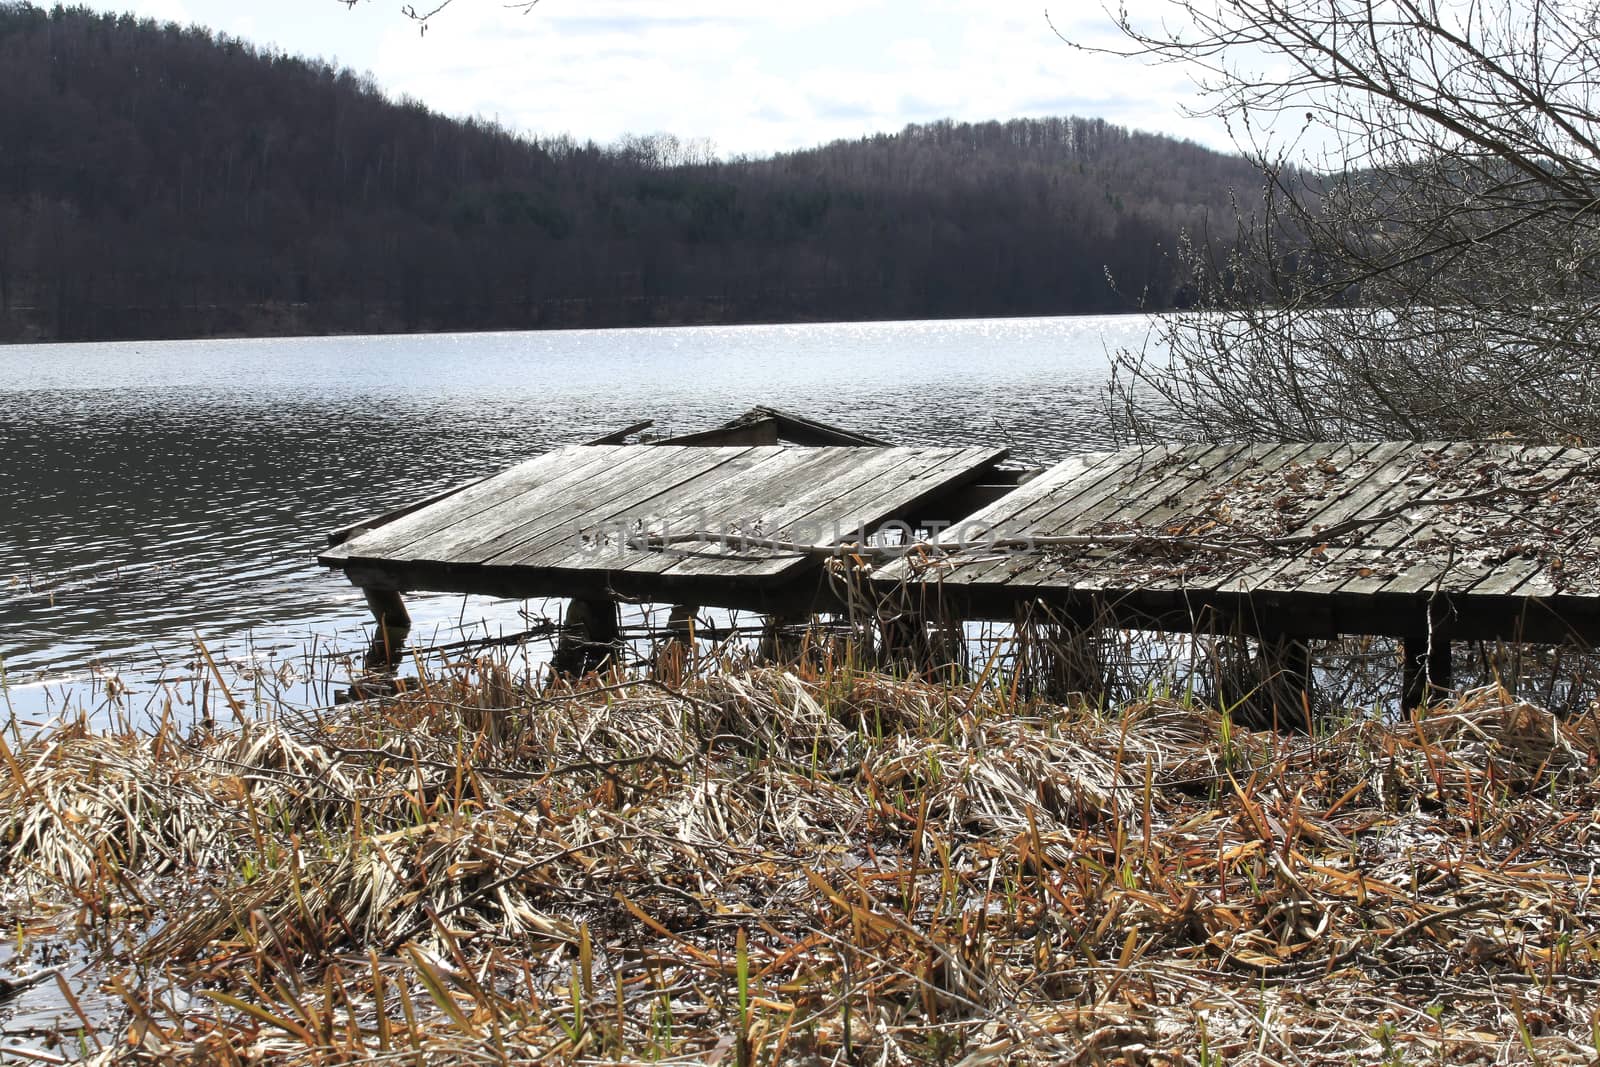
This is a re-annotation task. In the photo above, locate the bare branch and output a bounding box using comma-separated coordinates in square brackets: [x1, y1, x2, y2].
[1079, 1, 1600, 445]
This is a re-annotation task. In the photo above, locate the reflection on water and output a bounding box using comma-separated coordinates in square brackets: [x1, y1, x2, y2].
[0, 314, 1156, 717]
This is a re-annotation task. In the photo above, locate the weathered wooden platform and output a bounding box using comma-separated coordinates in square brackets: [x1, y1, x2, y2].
[321, 442, 1009, 615]
[873, 441, 1600, 646]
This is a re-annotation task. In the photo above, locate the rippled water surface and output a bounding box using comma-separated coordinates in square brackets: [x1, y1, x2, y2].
[1, 315, 1156, 717]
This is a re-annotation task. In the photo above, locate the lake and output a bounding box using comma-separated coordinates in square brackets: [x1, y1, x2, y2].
[0, 314, 1157, 720]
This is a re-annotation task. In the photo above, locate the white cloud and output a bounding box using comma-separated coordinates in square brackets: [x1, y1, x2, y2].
[114, 0, 191, 23]
[77, 0, 1240, 157]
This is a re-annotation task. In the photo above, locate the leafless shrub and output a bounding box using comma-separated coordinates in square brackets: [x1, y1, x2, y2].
[1081, 0, 1600, 444]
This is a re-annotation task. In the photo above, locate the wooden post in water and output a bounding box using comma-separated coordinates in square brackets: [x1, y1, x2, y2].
[1039, 621, 1105, 704]
[759, 613, 811, 664]
[554, 596, 622, 675]
[665, 604, 699, 645]
[650, 604, 698, 680]
[1401, 631, 1453, 712]
[1012, 602, 1102, 702]
[1257, 634, 1315, 730]
[362, 586, 411, 669]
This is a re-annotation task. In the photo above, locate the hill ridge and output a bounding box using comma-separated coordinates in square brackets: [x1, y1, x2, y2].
[0, 3, 1264, 341]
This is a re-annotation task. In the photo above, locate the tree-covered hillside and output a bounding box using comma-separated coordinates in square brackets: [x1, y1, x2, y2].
[0, 3, 1266, 341]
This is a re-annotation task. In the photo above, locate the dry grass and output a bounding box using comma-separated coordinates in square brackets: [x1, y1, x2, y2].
[1, 648, 1597, 1065]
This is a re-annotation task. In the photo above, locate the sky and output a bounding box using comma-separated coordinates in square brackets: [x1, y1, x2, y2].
[73, 0, 1236, 159]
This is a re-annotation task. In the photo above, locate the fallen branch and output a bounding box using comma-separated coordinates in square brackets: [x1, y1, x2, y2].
[633, 462, 1596, 564]
[634, 530, 1260, 560]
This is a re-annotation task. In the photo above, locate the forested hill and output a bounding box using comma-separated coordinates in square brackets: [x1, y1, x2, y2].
[0, 4, 1264, 342]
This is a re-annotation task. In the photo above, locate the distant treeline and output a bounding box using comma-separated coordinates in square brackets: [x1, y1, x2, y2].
[0, 4, 1266, 342]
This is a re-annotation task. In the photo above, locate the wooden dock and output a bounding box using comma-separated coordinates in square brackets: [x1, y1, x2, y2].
[321, 441, 1009, 627]
[320, 430, 1600, 705]
[873, 440, 1600, 647]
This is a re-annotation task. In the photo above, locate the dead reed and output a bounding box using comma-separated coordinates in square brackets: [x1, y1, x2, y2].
[0, 641, 1597, 1065]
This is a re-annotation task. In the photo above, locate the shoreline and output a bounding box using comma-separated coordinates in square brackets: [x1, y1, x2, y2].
[0, 306, 1161, 349]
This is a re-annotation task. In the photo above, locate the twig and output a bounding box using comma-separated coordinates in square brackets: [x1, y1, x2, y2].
[1267, 465, 1594, 547]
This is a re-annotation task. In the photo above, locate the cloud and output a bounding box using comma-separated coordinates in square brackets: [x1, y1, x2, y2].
[119, 0, 191, 23]
[76, 0, 1237, 157]
[538, 14, 743, 35]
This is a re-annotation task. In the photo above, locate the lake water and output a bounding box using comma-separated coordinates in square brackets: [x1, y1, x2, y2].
[0, 314, 1156, 721]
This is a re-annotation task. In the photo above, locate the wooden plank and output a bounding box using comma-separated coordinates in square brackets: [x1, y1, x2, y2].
[596, 447, 915, 580]
[1453, 446, 1589, 597]
[1242, 441, 1470, 600]
[945, 450, 1128, 533]
[613, 447, 882, 578]
[339, 555, 849, 618]
[1081, 441, 1324, 595]
[469, 446, 760, 567]
[1041, 441, 1302, 594]
[1454, 446, 1581, 596]
[1337, 442, 1548, 599]
[664, 446, 1006, 581]
[1225, 441, 1428, 597]
[323, 445, 624, 562]
[523, 446, 880, 579]
[940, 450, 1139, 584]
[1373, 444, 1576, 598]
[1000, 442, 1251, 592]
[389, 446, 746, 565]
[870, 449, 1124, 587]
[919, 447, 1183, 589]
[327, 474, 488, 548]
[1471, 552, 1554, 598]
[771, 444, 1007, 548]
[585, 420, 654, 445]
[1500, 462, 1600, 597]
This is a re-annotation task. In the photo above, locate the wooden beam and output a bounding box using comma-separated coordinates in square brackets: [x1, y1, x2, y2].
[584, 420, 654, 445]
[1257, 634, 1315, 730]
[553, 597, 622, 675]
[361, 586, 411, 668]
[1401, 632, 1453, 712]
[657, 407, 891, 447]
[653, 418, 783, 447]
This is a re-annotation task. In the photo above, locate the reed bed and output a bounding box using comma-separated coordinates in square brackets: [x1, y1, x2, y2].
[0, 647, 1597, 1065]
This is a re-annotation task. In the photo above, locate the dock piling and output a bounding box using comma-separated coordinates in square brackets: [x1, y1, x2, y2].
[1259, 634, 1315, 728]
[1401, 631, 1454, 712]
[554, 597, 622, 675]
[361, 586, 411, 669]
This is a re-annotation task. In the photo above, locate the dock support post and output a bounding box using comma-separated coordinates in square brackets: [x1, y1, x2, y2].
[650, 604, 698, 680]
[362, 587, 411, 669]
[554, 597, 622, 675]
[760, 613, 811, 664]
[875, 608, 962, 679]
[1401, 632, 1453, 712]
[666, 604, 698, 639]
[1258, 635, 1315, 730]
[1037, 621, 1105, 704]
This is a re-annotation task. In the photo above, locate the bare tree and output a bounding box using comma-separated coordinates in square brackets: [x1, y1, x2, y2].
[336, 0, 543, 34]
[1080, 0, 1600, 444]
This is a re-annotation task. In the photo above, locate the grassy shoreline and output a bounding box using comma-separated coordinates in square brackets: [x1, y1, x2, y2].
[1, 651, 1597, 1064]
